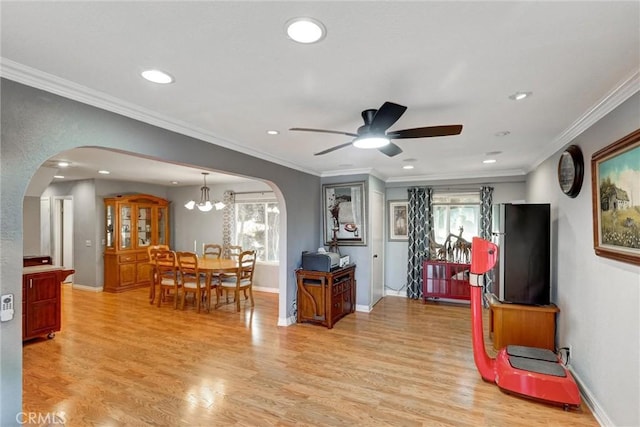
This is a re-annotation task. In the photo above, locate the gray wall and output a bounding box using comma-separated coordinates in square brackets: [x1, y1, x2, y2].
[22, 197, 41, 255]
[0, 78, 320, 423]
[525, 93, 640, 427]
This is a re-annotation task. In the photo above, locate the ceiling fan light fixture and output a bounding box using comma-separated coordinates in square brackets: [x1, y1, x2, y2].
[353, 136, 390, 149]
[285, 17, 326, 44]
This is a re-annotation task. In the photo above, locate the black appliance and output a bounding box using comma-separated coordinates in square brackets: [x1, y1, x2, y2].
[491, 203, 550, 306]
[301, 251, 340, 272]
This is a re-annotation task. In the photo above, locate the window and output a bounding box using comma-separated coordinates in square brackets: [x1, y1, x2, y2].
[432, 192, 480, 245]
[234, 200, 279, 262]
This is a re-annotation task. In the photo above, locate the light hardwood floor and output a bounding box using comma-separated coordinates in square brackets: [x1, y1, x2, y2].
[22, 285, 598, 426]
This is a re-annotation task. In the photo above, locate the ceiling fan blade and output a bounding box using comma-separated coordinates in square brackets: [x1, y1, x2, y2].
[290, 127, 358, 138]
[387, 124, 463, 139]
[377, 142, 403, 157]
[369, 102, 407, 133]
[314, 142, 354, 156]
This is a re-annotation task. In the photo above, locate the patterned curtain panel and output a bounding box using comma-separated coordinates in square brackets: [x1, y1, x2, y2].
[479, 186, 494, 304]
[406, 187, 432, 299]
[479, 186, 494, 240]
[222, 191, 235, 258]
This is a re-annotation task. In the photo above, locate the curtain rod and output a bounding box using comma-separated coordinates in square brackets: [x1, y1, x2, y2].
[231, 191, 274, 195]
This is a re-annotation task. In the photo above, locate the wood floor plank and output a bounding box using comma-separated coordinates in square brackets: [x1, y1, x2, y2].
[22, 285, 598, 426]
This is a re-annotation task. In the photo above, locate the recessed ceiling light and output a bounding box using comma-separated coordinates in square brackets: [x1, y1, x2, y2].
[403, 165, 415, 170]
[266, 130, 279, 135]
[53, 175, 64, 179]
[483, 159, 497, 164]
[57, 161, 70, 167]
[98, 170, 110, 175]
[171, 181, 179, 185]
[141, 69, 174, 84]
[285, 17, 326, 44]
[508, 91, 532, 101]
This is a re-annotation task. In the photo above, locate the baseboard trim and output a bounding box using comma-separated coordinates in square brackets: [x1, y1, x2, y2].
[384, 289, 406, 297]
[66, 283, 103, 292]
[355, 304, 371, 313]
[277, 315, 296, 327]
[253, 286, 278, 294]
[569, 366, 611, 426]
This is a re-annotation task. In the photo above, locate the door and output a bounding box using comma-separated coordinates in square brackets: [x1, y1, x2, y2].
[371, 190, 384, 306]
[53, 197, 74, 283]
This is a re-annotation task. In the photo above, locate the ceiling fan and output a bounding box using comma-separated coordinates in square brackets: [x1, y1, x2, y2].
[290, 101, 463, 157]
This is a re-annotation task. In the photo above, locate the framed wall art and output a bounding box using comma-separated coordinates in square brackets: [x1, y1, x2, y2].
[388, 200, 408, 241]
[323, 182, 366, 246]
[591, 128, 640, 265]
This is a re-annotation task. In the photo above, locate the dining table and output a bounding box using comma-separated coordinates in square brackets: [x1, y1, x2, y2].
[148, 256, 239, 306]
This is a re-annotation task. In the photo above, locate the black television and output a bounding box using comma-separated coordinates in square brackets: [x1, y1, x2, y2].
[491, 203, 550, 306]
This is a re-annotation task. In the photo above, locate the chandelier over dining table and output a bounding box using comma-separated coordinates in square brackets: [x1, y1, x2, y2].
[184, 172, 225, 212]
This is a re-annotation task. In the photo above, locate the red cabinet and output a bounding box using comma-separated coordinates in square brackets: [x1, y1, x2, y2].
[422, 261, 471, 302]
[22, 267, 74, 341]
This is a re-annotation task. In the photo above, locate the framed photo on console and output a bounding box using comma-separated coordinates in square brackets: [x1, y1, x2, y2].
[323, 182, 366, 246]
[591, 128, 640, 265]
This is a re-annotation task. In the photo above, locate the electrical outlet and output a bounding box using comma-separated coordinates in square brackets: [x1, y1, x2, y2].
[568, 344, 573, 360]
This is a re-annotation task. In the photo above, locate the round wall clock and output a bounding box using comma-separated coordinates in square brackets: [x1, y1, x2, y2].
[557, 145, 584, 198]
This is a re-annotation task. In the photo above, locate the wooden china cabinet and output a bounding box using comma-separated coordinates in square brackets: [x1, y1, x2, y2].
[103, 194, 170, 292]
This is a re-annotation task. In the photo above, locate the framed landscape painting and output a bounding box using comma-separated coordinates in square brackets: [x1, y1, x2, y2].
[591, 128, 640, 265]
[323, 182, 366, 246]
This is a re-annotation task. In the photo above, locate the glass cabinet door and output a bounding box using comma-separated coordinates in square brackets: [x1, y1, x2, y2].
[137, 206, 152, 247]
[120, 204, 132, 250]
[105, 203, 114, 248]
[157, 207, 167, 245]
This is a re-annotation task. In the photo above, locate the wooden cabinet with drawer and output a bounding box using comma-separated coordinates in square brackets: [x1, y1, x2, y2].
[296, 264, 356, 329]
[23, 266, 74, 341]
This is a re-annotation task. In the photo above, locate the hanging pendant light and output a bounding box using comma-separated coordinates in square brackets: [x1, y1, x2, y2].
[184, 172, 225, 212]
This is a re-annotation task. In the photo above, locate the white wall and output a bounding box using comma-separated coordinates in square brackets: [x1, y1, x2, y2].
[526, 92, 639, 427]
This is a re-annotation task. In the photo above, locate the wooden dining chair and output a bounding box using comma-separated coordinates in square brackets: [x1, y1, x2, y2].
[176, 251, 210, 313]
[155, 249, 181, 309]
[202, 243, 223, 291]
[218, 250, 256, 312]
[220, 245, 244, 302]
[148, 244, 170, 303]
[203, 243, 222, 259]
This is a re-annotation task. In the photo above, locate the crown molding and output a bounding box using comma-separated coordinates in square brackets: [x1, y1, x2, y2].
[0, 58, 320, 177]
[529, 70, 640, 172]
[385, 168, 526, 184]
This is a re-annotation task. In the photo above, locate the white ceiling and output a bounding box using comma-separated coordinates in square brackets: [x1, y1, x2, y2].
[2, 1, 639, 186]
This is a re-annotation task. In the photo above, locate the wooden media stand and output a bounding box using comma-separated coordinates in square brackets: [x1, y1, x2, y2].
[295, 264, 356, 329]
[489, 294, 559, 351]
